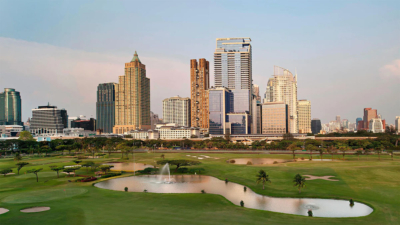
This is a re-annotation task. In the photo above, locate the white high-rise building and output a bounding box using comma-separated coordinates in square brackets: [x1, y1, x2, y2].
[369, 117, 384, 133]
[162, 96, 191, 127]
[395, 116, 400, 133]
[264, 66, 298, 133]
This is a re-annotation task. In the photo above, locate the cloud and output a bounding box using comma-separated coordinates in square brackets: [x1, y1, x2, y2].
[380, 59, 400, 80]
[0, 37, 188, 120]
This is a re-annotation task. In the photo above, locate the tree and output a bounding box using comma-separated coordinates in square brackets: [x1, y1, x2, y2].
[375, 146, 383, 161]
[339, 146, 351, 160]
[387, 150, 394, 161]
[283, 133, 295, 140]
[293, 174, 306, 193]
[306, 144, 315, 160]
[157, 159, 201, 172]
[355, 150, 363, 160]
[287, 142, 302, 160]
[28, 168, 43, 182]
[73, 160, 82, 165]
[0, 168, 12, 177]
[225, 130, 231, 142]
[71, 166, 80, 176]
[18, 131, 34, 141]
[99, 165, 114, 174]
[49, 165, 63, 178]
[14, 152, 22, 161]
[256, 170, 271, 190]
[16, 162, 29, 175]
[318, 147, 326, 160]
[63, 168, 74, 177]
[81, 161, 95, 173]
[327, 146, 337, 160]
[161, 154, 165, 160]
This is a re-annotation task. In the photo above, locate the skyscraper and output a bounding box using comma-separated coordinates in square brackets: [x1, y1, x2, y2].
[96, 83, 116, 133]
[114, 52, 151, 134]
[363, 108, 378, 130]
[208, 87, 233, 135]
[336, 115, 341, 123]
[214, 38, 252, 114]
[264, 66, 298, 133]
[163, 96, 191, 127]
[0, 88, 22, 126]
[261, 102, 288, 134]
[395, 116, 400, 133]
[190, 58, 209, 131]
[311, 118, 322, 134]
[297, 100, 311, 133]
[252, 84, 261, 102]
[30, 104, 68, 136]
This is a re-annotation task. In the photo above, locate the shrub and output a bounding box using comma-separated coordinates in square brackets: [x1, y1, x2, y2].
[201, 190, 206, 194]
[273, 161, 278, 164]
[124, 187, 128, 192]
[144, 189, 148, 193]
[240, 200, 244, 207]
[308, 210, 313, 217]
[137, 168, 159, 174]
[225, 178, 228, 184]
[349, 199, 354, 206]
[100, 173, 122, 179]
[301, 157, 305, 160]
[229, 159, 236, 163]
[246, 161, 253, 165]
[244, 187, 247, 192]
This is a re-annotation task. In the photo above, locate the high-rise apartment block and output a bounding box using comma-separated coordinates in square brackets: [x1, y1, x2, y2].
[311, 118, 322, 134]
[30, 104, 68, 136]
[369, 117, 384, 133]
[264, 66, 298, 133]
[96, 83, 116, 133]
[297, 100, 311, 133]
[261, 102, 288, 134]
[162, 96, 191, 127]
[395, 116, 400, 133]
[190, 58, 209, 130]
[0, 88, 22, 126]
[114, 52, 151, 134]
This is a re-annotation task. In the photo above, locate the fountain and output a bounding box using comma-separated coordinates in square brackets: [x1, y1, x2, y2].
[159, 163, 174, 183]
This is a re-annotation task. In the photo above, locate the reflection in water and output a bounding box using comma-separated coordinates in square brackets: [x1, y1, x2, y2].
[104, 163, 153, 171]
[232, 158, 287, 165]
[95, 175, 373, 218]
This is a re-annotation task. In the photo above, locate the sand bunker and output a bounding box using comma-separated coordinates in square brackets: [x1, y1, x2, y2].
[0, 208, 9, 215]
[303, 175, 339, 181]
[20, 207, 50, 213]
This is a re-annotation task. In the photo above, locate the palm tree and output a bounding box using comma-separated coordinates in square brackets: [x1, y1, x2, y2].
[256, 170, 271, 190]
[293, 174, 306, 193]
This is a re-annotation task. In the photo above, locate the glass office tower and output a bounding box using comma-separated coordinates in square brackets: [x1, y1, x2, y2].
[208, 87, 232, 135]
[96, 83, 116, 133]
[0, 88, 22, 125]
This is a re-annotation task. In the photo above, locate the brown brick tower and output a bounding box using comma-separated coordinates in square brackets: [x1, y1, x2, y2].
[190, 59, 209, 132]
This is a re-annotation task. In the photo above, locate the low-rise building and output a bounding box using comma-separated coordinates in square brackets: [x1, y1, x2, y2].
[159, 126, 200, 139]
[126, 129, 159, 139]
[0, 125, 23, 137]
[63, 128, 96, 137]
[369, 118, 384, 133]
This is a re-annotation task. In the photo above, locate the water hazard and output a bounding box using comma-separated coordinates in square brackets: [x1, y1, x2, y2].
[95, 175, 373, 217]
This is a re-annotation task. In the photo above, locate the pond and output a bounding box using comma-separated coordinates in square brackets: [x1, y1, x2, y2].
[95, 175, 373, 218]
[230, 158, 287, 165]
[104, 162, 153, 171]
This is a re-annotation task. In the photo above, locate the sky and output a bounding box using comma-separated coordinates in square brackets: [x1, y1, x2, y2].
[0, 0, 399, 124]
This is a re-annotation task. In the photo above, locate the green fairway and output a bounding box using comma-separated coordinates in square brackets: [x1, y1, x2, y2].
[0, 153, 399, 225]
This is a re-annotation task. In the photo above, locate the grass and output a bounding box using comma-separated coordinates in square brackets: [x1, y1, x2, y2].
[0, 152, 399, 224]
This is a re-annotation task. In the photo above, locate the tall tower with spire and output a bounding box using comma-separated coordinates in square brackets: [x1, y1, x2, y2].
[113, 51, 151, 134]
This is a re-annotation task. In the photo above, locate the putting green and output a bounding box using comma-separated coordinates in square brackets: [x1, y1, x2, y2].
[2, 188, 87, 204]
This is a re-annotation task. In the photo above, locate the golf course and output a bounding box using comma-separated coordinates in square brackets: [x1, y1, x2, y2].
[0, 152, 399, 225]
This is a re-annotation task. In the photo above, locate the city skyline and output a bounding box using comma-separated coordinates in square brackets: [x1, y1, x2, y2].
[0, 0, 399, 124]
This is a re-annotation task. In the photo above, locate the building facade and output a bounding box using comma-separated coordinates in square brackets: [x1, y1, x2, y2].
[395, 116, 400, 133]
[30, 104, 68, 136]
[264, 66, 298, 133]
[158, 126, 200, 139]
[190, 58, 209, 131]
[162, 96, 191, 127]
[71, 118, 96, 131]
[0, 125, 23, 137]
[208, 87, 233, 135]
[150, 111, 161, 129]
[297, 100, 311, 133]
[114, 52, 151, 134]
[311, 118, 322, 134]
[369, 117, 384, 133]
[363, 108, 378, 130]
[96, 83, 116, 133]
[261, 102, 288, 134]
[0, 88, 22, 126]
[214, 37, 252, 126]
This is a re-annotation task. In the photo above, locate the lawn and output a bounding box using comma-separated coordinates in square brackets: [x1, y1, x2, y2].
[0, 152, 399, 225]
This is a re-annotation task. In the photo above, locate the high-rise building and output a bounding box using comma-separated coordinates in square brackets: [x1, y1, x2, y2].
[30, 103, 68, 136]
[214, 38, 252, 116]
[190, 58, 209, 130]
[0, 88, 22, 126]
[369, 117, 384, 133]
[162, 96, 191, 127]
[261, 102, 288, 134]
[395, 116, 400, 133]
[363, 108, 378, 130]
[114, 52, 151, 134]
[208, 87, 233, 135]
[96, 83, 116, 133]
[251, 95, 262, 134]
[342, 119, 349, 129]
[311, 118, 322, 134]
[336, 115, 341, 123]
[150, 111, 160, 129]
[297, 100, 311, 133]
[264, 66, 298, 133]
[252, 84, 261, 102]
